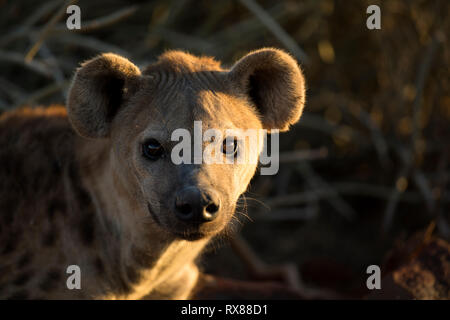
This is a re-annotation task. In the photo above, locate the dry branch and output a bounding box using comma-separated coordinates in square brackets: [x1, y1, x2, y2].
[0, 50, 52, 78]
[25, 0, 77, 63]
[279, 147, 328, 163]
[238, 0, 309, 64]
[297, 161, 356, 220]
[53, 5, 138, 34]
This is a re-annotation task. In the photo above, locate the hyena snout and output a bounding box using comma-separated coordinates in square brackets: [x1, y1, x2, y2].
[174, 186, 221, 223]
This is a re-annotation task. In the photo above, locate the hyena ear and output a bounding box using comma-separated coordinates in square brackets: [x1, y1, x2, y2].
[228, 48, 306, 131]
[67, 53, 142, 138]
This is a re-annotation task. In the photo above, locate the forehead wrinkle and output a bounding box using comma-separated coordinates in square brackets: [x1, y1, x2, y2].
[191, 71, 217, 93]
[132, 98, 181, 144]
[158, 76, 184, 107]
[153, 85, 192, 128]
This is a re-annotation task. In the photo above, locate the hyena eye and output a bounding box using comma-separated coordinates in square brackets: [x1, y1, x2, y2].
[222, 138, 238, 157]
[142, 139, 164, 161]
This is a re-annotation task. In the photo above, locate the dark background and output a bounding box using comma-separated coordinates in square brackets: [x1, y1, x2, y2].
[0, 0, 448, 298]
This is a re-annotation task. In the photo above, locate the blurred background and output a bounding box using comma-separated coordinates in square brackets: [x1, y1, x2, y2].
[0, 0, 448, 298]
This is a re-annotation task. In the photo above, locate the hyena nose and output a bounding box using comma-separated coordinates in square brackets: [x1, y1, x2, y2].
[174, 187, 221, 223]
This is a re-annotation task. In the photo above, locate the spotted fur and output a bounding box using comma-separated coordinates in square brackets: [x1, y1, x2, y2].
[0, 48, 306, 299]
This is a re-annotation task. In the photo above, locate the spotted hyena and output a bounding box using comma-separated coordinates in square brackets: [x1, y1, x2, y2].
[0, 48, 306, 299]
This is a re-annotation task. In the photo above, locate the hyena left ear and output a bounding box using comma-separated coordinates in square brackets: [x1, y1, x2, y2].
[228, 48, 306, 131]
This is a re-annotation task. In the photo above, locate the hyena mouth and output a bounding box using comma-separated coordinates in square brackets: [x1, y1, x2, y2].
[147, 202, 213, 241]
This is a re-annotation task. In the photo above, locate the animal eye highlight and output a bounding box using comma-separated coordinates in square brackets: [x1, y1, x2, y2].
[222, 138, 238, 157]
[142, 139, 164, 161]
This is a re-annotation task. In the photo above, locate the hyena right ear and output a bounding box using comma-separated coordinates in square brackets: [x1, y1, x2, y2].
[67, 53, 142, 138]
[228, 48, 306, 132]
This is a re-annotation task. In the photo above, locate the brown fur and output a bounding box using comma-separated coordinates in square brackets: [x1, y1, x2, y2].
[0, 48, 306, 299]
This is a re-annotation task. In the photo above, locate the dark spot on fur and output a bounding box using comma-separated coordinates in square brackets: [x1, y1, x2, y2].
[13, 271, 34, 286]
[17, 252, 33, 268]
[0, 195, 18, 225]
[68, 162, 92, 208]
[79, 212, 95, 246]
[48, 199, 66, 219]
[126, 265, 141, 284]
[1, 236, 18, 255]
[52, 160, 62, 174]
[68, 162, 97, 247]
[0, 265, 12, 276]
[104, 217, 120, 240]
[131, 245, 153, 267]
[94, 257, 105, 275]
[77, 188, 92, 210]
[2, 211, 13, 226]
[39, 269, 61, 292]
[7, 290, 29, 300]
[67, 161, 78, 185]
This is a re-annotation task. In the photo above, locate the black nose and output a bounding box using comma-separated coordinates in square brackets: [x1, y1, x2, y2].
[174, 187, 220, 223]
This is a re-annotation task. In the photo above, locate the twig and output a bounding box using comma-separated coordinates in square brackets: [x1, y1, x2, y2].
[151, 27, 215, 53]
[311, 91, 390, 166]
[262, 182, 427, 208]
[411, 33, 442, 154]
[34, 39, 65, 86]
[436, 213, 450, 240]
[0, 0, 61, 47]
[382, 166, 411, 232]
[0, 77, 27, 104]
[212, 3, 285, 39]
[210, 4, 288, 59]
[237, 0, 309, 64]
[413, 171, 435, 212]
[229, 233, 302, 291]
[279, 147, 328, 163]
[14, 80, 70, 108]
[162, 0, 190, 27]
[50, 33, 130, 57]
[357, 108, 391, 167]
[25, 0, 77, 63]
[0, 50, 52, 77]
[253, 206, 318, 221]
[53, 5, 138, 33]
[382, 34, 441, 232]
[433, 151, 449, 239]
[23, 0, 62, 28]
[0, 98, 9, 110]
[264, 190, 319, 207]
[297, 161, 356, 220]
[300, 113, 363, 144]
[0, 4, 137, 48]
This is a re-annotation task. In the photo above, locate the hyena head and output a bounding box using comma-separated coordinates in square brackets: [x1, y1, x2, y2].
[67, 48, 305, 242]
